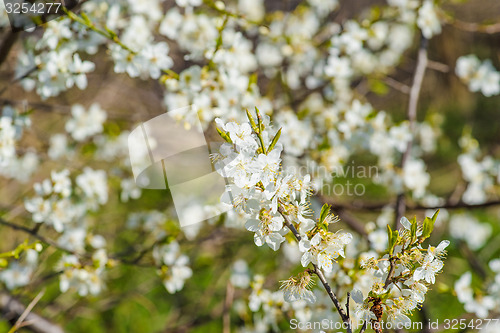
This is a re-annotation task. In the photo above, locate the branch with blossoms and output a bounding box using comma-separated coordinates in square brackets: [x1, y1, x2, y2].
[214, 109, 450, 333]
[350, 213, 449, 333]
[214, 108, 354, 332]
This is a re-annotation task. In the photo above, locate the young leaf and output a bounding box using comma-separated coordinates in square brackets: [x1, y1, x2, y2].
[216, 127, 233, 144]
[410, 218, 418, 243]
[319, 204, 331, 224]
[422, 210, 439, 240]
[267, 128, 282, 152]
[255, 107, 265, 133]
[246, 109, 258, 133]
[391, 230, 399, 255]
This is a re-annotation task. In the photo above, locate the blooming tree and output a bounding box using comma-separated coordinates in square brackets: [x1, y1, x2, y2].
[0, 0, 499, 332]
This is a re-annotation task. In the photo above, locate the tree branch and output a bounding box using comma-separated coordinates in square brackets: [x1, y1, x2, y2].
[0, 30, 18, 67]
[0, 292, 64, 333]
[0, 218, 74, 255]
[277, 206, 352, 333]
[394, 35, 428, 229]
[331, 199, 500, 212]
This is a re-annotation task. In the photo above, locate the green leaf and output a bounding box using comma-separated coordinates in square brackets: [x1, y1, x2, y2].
[246, 109, 258, 133]
[387, 224, 392, 239]
[410, 217, 418, 243]
[319, 204, 331, 224]
[267, 128, 282, 152]
[421, 209, 439, 240]
[391, 230, 399, 254]
[216, 127, 232, 143]
[255, 107, 265, 133]
[386, 225, 400, 255]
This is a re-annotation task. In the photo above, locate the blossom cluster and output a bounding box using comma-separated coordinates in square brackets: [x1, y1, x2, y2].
[352, 214, 449, 327]
[456, 55, 500, 97]
[214, 111, 353, 304]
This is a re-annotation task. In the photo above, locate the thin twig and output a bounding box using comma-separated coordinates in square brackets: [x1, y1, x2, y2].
[458, 241, 487, 279]
[277, 205, 352, 333]
[383, 77, 410, 94]
[346, 292, 350, 319]
[330, 199, 500, 212]
[8, 289, 45, 333]
[442, 13, 500, 34]
[222, 282, 234, 333]
[394, 35, 428, 229]
[0, 291, 64, 333]
[358, 321, 368, 333]
[0, 218, 75, 255]
[384, 257, 397, 289]
[0, 30, 18, 67]
[318, 195, 368, 238]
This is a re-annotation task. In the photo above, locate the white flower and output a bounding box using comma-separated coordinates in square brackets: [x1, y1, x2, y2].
[454, 272, 473, 303]
[456, 55, 500, 97]
[368, 228, 388, 252]
[25, 197, 51, 223]
[403, 159, 430, 198]
[299, 232, 352, 272]
[110, 45, 141, 77]
[225, 122, 257, 149]
[48, 133, 70, 160]
[413, 253, 442, 284]
[76, 168, 108, 207]
[449, 214, 491, 250]
[387, 309, 412, 327]
[324, 54, 352, 79]
[351, 288, 365, 304]
[230, 260, 250, 288]
[58, 228, 86, 253]
[0, 117, 16, 166]
[417, 1, 441, 39]
[404, 278, 428, 303]
[138, 42, 173, 79]
[428, 240, 450, 258]
[250, 148, 282, 186]
[0, 262, 33, 290]
[176, 0, 202, 7]
[65, 104, 107, 141]
[58, 255, 105, 296]
[67, 54, 95, 90]
[389, 122, 411, 153]
[280, 272, 316, 304]
[464, 296, 496, 318]
[159, 8, 182, 39]
[120, 178, 142, 202]
[153, 242, 193, 293]
[245, 215, 286, 251]
[51, 169, 72, 197]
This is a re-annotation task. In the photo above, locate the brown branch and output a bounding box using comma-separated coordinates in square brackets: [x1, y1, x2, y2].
[0, 218, 75, 255]
[8, 289, 45, 333]
[222, 282, 234, 333]
[383, 77, 410, 94]
[443, 14, 500, 34]
[331, 199, 500, 212]
[0, 292, 64, 333]
[458, 240, 487, 279]
[317, 195, 368, 238]
[384, 257, 397, 289]
[277, 205, 352, 333]
[394, 35, 428, 229]
[358, 321, 368, 333]
[0, 30, 18, 67]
